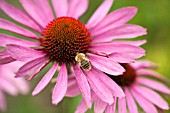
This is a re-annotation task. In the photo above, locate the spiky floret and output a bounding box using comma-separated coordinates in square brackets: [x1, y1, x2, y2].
[40, 17, 91, 63]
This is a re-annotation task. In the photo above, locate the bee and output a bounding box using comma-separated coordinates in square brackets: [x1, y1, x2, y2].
[75, 53, 91, 71]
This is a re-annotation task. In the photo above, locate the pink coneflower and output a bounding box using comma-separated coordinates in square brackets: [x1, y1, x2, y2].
[75, 60, 170, 113]
[0, 0, 147, 107]
[0, 62, 29, 111]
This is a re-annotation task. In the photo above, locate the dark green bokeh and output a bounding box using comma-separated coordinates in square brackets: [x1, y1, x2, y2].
[0, 0, 170, 113]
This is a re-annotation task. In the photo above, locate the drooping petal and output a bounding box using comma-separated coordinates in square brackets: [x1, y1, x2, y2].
[0, 57, 16, 65]
[94, 96, 107, 113]
[118, 97, 126, 113]
[90, 7, 138, 35]
[90, 44, 145, 58]
[0, 91, 6, 111]
[75, 98, 89, 113]
[131, 86, 158, 113]
[19, 0, 50, 28]
[0, 0, 41, 32]
[86, 0, 114, 28]
[65, 82, 80, 97]
[88, 53, 125, 75]
[105, 98, 117, 113]
[6, 44, 44, 61]
[137, 77, 170, 94]
[52, 0, 68, 17]
[92, 24, 147, 42]
[85, 67, 114, 104]
[0, 34, 39, 47]
[67, 0, 88, 19]
[73, 65, 91, 108]
[15, 56, 48, 77]
[137, 69, 170, 83]
[133, 84, 169, 110]
[131, 60, 157, 69]
[32, 62, 58, 96]
[52, 63, 68, 105]
[125, 87, 138, 113]
[0, 19, 38, 39]
[108, 40, 147, 46]
[33, 0, 54, 22]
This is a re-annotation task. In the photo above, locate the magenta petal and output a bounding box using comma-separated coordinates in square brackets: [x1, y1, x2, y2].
[73, 65, 92, 108]
[0, 92, 6, 111]
[6, 44, 44, 61]
[68, 0, 88, 19]
[131, 60, 157, 69]
[0, 34, 39, 47]
[0, 19, 38, 39]
[90, 7, 138, 35]
[137, 69, 170, 83]
[16, 56, 48, 77]
[92, 24, 147, 42]
[90, 67, 125, 98]
[19, 0, 50, 28]
[52, 63, 68, 105]
[88, 54, 125, 75]
[52, 0, 68, 17]
[131, 86, 158, 113]
[105, 98, 117, 113]
[118, 97, 126, 113]
[75, 98, 89, 113]
[137, 77, 170, 94]
[109, 40, 147, 46]
[94, 96, 107, 113]
[0, 57, 16, 65]
[85, 68, 114, 104]
[0, 1, 41, 32]
[32, 62, 58, 96]
[86, 0, 114, 28]
[133, 85, 169, 110]
[125, 87, 138, 113]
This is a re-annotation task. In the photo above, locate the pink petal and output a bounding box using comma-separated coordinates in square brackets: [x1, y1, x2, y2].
[75, 98, 89, 113]
[52, 0, 68, 17]
[131, 86, 158, 113]
[105, 98, 117, 113]
[73, 65, 91, 108]
[90, 43, 145, 58]
[32, 0, 54, 22]
[94, 96, 107, 113]
[52, 63, 68, 105]
[92, 24, 147, 42]
[131, 60, 157, 69]
[15, 56, 48, 77]
[90, 7, 138, 35]
[118, 97, 127, 113]
[109, 40, 147, 46]
[85, 67, 114, 104]
[133, 84, 169, 110]
[90, 66, 125, 98]
[65, 83, 80, 97]
[0, 19, 38, 39]
[88, 53, 125, 75]
[19, 0, 50, 28]
[6, 44, 44, 61]
[86, 0, 114, 28]
[137, 69, 170, 83]
[32, 62, 58, 96]
[0, 34, 39, 47]
[0, 57, 16, 65]
[137, 77, 170, 94]
[0, 92, 6, 111]
[68, 0, 88, 19]
[0, 1, 41, 32]
[124, 87, 138, 113]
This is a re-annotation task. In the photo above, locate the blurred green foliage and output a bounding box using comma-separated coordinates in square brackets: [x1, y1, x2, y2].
[0, 0, 170, 113]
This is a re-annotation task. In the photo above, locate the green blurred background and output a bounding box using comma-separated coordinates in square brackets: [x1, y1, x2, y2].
[0, 0, 170, 113]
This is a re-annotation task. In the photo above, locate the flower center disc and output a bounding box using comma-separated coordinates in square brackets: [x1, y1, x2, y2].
[108, 64, 137, 86]
[40, 17, 91, 63]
